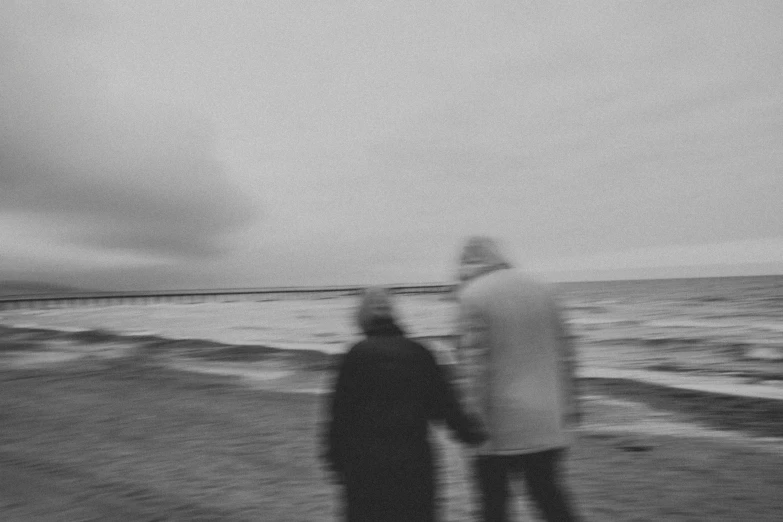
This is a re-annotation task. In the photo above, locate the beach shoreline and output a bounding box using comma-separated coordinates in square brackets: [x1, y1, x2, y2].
[2, 321, 782, 400]
[1, 346, 782, 521]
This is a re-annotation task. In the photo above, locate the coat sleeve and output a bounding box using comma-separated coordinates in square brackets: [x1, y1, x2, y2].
[426, 347, 487, 446]
[454, 300, 491, 427]
[321, 348, 356, 475]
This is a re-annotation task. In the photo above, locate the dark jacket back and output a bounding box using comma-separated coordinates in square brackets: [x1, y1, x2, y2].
[323, 319, 483, 475]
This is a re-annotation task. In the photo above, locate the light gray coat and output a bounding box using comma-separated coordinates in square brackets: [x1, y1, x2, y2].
[456, 239, 579, 454]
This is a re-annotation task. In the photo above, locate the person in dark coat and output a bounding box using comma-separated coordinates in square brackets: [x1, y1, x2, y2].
[322, 286, 486, 522]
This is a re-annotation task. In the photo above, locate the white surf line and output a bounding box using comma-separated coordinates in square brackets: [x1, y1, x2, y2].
[579, 423, 783, 454]
[580, 394, 783, 453]
[164, 359, 294, 381]
[2, 351, 85, 368]
[161, 357, 330, 394]
[579, 367, 783, 401]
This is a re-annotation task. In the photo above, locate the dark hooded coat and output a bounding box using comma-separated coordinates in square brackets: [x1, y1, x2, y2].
[322, 312, 485, 522]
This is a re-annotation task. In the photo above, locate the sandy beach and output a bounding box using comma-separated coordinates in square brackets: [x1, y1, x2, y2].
[0, 341, 781, 522]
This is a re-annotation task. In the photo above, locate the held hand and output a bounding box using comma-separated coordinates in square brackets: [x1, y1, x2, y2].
[463, 415, 489, 446]
[323, 462, 346, 485]
[327, 467, 346, 485]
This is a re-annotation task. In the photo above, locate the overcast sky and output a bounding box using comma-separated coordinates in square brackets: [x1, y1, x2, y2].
[1, 1, 782, 290]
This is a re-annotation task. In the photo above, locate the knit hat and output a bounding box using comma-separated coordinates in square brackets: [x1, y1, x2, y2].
[356, 286, 398, 334]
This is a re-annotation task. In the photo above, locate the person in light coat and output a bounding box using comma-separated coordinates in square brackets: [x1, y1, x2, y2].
[455, 236, 581, 522]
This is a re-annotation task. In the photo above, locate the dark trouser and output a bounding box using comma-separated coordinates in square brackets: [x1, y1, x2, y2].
[343, 462, 436, 522]
[474, 449, 578, 522]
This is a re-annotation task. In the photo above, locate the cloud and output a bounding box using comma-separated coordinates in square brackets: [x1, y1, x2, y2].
[2, 1, 782, 290]
[0, 213, 171, 271]
[0, 5, 259, 261]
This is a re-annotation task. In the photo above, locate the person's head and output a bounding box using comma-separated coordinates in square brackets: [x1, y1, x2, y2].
[356, 286, 398, 335]
[457, 236, 512, 284]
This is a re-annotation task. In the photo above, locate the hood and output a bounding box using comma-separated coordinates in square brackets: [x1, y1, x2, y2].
[457, 236, 512, 284]
[356, 286, 403, 336]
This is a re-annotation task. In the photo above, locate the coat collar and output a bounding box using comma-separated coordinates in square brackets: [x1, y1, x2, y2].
[363, 317, 405, 337]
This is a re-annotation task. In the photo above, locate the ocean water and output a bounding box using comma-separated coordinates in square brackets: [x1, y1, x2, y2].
[557, 276, 783, 372]
[1, 276, 782, 394]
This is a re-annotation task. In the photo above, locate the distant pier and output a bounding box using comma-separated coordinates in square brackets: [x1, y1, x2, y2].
[0, 284, 456, 310]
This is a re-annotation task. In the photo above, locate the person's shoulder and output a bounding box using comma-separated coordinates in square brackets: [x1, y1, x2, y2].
[466, 268, 538, 293]
[475, 270, 557, 305]
[405, 338, 442, 366]
[461, 270, 502, 296]
[399, 336, 428, 353]
[343, 338, 371, 358]
[504, 270, 555, 293]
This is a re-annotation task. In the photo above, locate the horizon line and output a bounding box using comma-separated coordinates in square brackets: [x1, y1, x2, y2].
[2, 273, 783, 300]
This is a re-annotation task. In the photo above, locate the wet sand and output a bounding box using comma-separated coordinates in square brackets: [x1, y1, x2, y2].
[1, 349, 782, 520]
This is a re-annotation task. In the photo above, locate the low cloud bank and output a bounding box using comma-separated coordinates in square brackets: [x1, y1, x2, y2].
[0, 7, 258, 262]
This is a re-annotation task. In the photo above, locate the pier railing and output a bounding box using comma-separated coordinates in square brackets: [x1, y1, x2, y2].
[0, 283, 456, 310]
